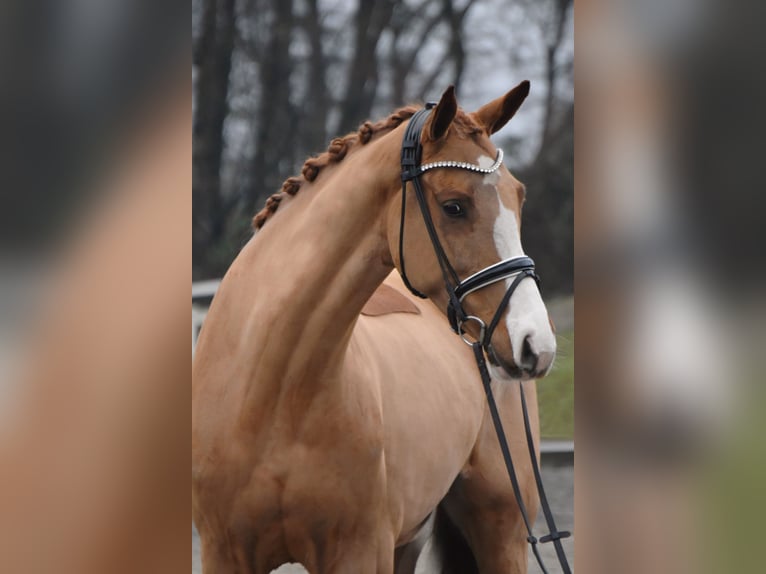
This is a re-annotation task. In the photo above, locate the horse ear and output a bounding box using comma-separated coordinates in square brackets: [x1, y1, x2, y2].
[428, 85, 458, 140]
[474, 80, 530, 135]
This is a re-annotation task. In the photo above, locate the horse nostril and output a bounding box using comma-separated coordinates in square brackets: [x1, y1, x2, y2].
[520, 335, 538, 371]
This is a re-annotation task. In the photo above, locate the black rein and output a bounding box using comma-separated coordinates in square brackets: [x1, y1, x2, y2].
[397, 105, 572, 574]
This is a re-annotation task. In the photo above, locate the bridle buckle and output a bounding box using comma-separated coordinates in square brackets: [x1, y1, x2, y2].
[457, 315, 486, 347]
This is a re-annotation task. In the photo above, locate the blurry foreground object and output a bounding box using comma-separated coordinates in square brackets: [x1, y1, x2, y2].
[0, 1, 189, 571]
[577, 0, 765, 572]
[0, 89, 190, 574]
[0, 0, 187, 255]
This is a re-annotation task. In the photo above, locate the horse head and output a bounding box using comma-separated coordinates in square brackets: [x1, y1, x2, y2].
[388, 83, 556, 380]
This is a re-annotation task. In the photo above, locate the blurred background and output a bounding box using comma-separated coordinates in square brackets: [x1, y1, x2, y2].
[0, 2, 189, 572]
[576, 0, 766, 572]
[191, 0, 574, 296]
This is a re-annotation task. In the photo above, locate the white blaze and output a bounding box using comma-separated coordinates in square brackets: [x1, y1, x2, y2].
[477, 155, 557, 376]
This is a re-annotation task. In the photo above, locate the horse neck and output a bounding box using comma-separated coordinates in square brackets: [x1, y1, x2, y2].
[235, 132, 401, 397]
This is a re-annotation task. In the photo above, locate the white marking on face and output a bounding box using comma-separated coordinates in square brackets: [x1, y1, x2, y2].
[478, 154, 501, 186]
[477, 154, 557, 376]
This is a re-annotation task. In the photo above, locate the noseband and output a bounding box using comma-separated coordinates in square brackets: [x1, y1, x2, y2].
[397, 105, 572, 574]
[398, 105, 540, 351]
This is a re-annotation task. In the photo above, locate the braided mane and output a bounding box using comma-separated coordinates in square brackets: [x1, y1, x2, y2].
[252, 105, 483, 229]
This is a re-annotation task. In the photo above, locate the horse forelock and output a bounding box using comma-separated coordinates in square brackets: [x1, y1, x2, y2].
[251, 106, 484, 230]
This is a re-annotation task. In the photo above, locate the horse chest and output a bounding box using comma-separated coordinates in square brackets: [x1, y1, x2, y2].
[237, 432, 388, 552]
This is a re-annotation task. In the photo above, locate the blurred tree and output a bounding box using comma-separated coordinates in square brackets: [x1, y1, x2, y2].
[515, 0, 574, 294]
[248, 0, 297, 214]
[536, 0, 573, 156]
[336, 1, 397, 134]
[302, 0, 331, 153]
[389, 1, 433, 105]
[192, 0, 573, 295]
[519, 101, 574, 295]
[192, 0, 237, 277]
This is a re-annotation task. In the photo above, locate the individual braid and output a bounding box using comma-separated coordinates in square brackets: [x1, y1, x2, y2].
[252, 106, 419, 230]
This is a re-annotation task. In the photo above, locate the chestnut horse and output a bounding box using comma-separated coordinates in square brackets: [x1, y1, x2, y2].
[192, 83, 556, 573]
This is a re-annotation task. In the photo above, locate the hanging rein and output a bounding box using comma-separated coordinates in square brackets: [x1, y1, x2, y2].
[398, 105, 572, 574]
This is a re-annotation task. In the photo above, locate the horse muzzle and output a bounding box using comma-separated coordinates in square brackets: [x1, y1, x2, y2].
[487, 339, 554, 381]
[447, 255, 552, 380]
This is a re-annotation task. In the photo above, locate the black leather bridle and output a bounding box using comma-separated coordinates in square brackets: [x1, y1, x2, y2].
[398, 105, 572, 574]
[399, 106, 540, 350]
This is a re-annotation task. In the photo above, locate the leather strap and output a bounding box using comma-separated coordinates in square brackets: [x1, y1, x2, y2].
[399, 105, 465, 326]
[447, 257, 538, 336]
[398, 106, 432, 299]
[472, 341, 572, 574]
[519, 378, 573, 570]
[471, 342, 551, 574]
[398, 106, 572, 573]
[456, 255, 536, 301]
[483, 268, 539, 350]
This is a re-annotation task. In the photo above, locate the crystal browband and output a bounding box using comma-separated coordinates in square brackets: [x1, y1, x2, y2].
[418, 148, 504, 175]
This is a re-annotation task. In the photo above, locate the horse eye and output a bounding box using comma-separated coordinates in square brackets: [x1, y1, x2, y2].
[442, 201, 465, 218]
